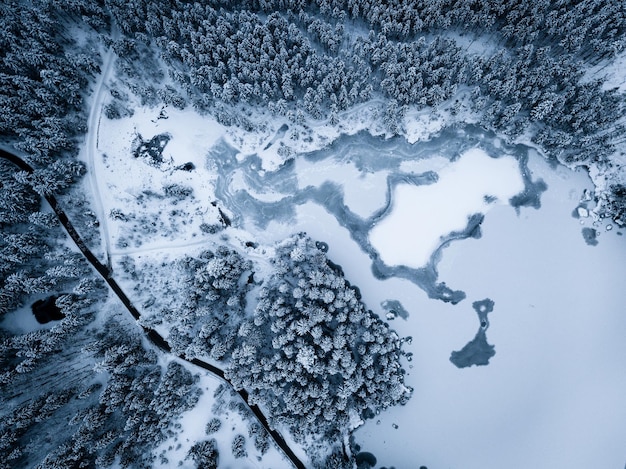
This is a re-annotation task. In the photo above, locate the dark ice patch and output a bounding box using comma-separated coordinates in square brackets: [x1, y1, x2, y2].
[466, 213, 484, 239]
[510, 150, 548, 210]
[451, 298, 496, 368]
[582, 227, 598, 246]
[572, 204, 591, 219]
[472, 298, 494, 329]
[381, 299, 409, 320]
[450, 329, 495, 368]
[315, 240, 329, 253]
[510, 178, 548, 209]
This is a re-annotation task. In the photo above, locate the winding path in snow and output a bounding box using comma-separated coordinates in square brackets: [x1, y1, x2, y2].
[0, 148, 306, 469]
[84, 37, 116, 271]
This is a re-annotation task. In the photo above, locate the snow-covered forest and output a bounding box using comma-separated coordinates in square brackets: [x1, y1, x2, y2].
[1, 0, 625, 468]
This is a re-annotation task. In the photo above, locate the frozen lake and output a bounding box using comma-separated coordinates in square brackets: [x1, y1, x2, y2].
[353, 154, 626, 469]
[208, 126, 626, 469]
[212, 126, 546, 302]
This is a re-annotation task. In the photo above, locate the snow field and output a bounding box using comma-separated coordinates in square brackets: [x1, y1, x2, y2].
[369, 148, 525, 268]
[95, 106, 226, 254]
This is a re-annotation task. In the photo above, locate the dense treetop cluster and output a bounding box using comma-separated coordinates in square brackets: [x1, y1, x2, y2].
[227, 234, 411, 441]
[128, 246, 252, 361]
[100, 0, 626, 218]
[1, 0, 625, 217]
[108, 0, 370, 115]
[0, 161, 90, 322]
[0, 314, 202, 468]
[0, 0, 104, 165]
[123, 233, 411, 464]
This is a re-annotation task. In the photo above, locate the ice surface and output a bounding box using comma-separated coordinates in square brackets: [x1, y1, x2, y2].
[296, 156, 389, 219]
[355, 152, 626, 469]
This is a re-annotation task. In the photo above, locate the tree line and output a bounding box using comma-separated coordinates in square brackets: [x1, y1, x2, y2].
[102, 0, 626, 221]
[2, 0, 625, 220]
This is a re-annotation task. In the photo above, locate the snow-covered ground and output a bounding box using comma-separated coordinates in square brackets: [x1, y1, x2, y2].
[92, 92, 625, 468]
[95, 106, 227, 255]
[153, 365, 290, 469]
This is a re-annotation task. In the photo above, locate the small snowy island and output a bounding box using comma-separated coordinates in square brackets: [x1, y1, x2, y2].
[369, 148, 524, 268]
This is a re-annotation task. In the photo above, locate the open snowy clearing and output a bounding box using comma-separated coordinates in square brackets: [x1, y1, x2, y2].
[95, 106, 227, 254]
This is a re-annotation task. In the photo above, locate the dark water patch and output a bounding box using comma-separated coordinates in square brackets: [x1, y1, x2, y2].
[175, 162, 195, 171]
[582, 227, 598, 246]
[32, 296, 65, 324]
[361, 408, 376, 420]
[450, 328, 495, 368]
[356, 452, 377, 468]
[315, 241, 329, 252]
[132, 132, 171, 166]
